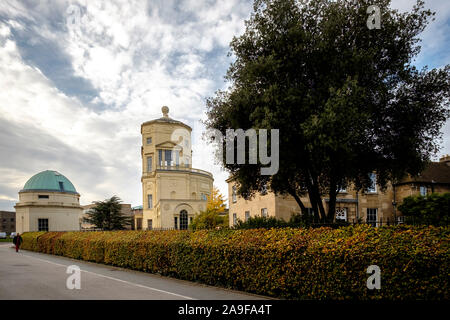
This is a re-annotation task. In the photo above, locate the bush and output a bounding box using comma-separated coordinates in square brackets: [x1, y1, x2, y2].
[398, 193, 450, 226]
[234, 214, 350, 229]
[21, 225, 450, 300]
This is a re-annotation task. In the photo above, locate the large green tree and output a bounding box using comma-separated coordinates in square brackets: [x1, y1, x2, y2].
[205, 0, 450, 222]
[84, 195, 132, 230]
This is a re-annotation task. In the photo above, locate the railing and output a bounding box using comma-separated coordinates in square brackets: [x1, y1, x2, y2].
[154, 165, 213, 178]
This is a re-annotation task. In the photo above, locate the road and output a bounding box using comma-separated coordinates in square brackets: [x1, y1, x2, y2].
[0, 244, 268, 300]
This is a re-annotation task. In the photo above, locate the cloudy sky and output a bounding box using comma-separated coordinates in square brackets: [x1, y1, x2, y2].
[0, 0, 449, 211]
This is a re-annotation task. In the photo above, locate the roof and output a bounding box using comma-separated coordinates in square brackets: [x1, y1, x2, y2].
[132, 205, 143, 210]
[21, 170, 78, 194]
[141, 106, 192, 130]
[398, 162, 450, 185]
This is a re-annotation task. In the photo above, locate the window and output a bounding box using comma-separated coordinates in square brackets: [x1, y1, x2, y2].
[38, 195, 49, 199]
[158, 149, 163, 166]
[261, 208, 268, 218]
[260, 183, 268, 195]
[245, 211, 250, 221]
[10, 218, 14, 222]
[367, 208, 377, 227]
[233, 213, 237, 225]
[59, 182, 65, 192]
[420, 186, 427, 196]
[174, 217, 178, 229]
[305, 208, 314, 216]
[38, 218, 49, 232]
[232, 186, 237, 203]
[338, 187, 347, 193]
[180, 210, 188, 230]
[165, 150, 172, 166]
[146, 137, 152, 145]
[190, 217, 193, 224]
[136, 218, 142, 230]
[147, 156, 152, 172]
[397, 216, 405, 224]
[201, 193, 207, 201]
[147, 219, 152, 230]
[335, 208, 348, 221]
[366, 173, 377, 193]
[147, 194, 153, 209]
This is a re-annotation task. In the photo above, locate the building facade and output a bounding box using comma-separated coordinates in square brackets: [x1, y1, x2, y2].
[0, 211, 15, 235]
[15, 170, 83, 233]
[228, 156, 450, 226]
[81, 203, 133, 230]
[131, 205, 143, 230]
[141, 106, 214, 230]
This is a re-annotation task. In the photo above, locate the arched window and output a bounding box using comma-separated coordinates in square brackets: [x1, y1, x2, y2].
[179, 210, 188, 230]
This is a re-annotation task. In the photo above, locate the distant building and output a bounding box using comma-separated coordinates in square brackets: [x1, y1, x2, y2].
[15, 170, 82, 232]
[131, 205, 143, 230]
[228, 155, 450, 226]
[0, 211, 15, 235]
[141, 106, 214, 230]
[81, 203, 133, 230]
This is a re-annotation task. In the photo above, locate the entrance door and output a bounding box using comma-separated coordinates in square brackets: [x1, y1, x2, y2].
[179, 210, 188, 230]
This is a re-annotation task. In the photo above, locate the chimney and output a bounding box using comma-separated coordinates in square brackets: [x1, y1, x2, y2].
[439, 154, 450, 166]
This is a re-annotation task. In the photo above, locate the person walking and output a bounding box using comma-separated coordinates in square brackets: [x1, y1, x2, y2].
[13, 233, 23, 253]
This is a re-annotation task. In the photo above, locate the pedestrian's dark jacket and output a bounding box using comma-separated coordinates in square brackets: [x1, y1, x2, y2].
[13, 235, 22, 246]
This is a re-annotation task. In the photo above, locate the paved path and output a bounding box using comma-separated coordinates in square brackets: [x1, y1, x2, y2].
[0, 244, 268, 300]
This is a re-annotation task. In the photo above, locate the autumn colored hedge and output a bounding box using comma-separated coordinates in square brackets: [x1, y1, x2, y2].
[21, 225, 449, 299]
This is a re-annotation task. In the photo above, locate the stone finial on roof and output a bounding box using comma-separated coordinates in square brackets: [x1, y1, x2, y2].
[162, 106, 169, 118]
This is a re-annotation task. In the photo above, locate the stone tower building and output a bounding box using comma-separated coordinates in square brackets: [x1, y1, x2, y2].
[141, 106, 213, 230]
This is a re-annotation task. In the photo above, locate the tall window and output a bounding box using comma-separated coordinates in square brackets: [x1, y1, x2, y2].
[158, 149, 163, 166]
[147, 156, 152, 172]
[147, 194, 153, 209]
[165, 150, 172, 166]
[147, 219, 153, 230]
[201, 193, 207, 201]
[174, 217, 178, 229]
[38, 218, 48, 231]
[335, 208, 348, 221]
[420, 186, 427, 196]
[180, 210, 188, 230]
[261, 208, 268, 218]
[245, 211, 250, 221]
[233, 213, 237, 225]
[367, 173, 377, 193]
[146, 137, 152, 145]
[367, 208, 377, 227]
[232, 186, 237, 203]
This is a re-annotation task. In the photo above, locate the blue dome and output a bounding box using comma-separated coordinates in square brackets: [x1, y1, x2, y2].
[22, 170, 78, 194]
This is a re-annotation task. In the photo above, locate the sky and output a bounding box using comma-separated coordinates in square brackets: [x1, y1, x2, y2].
[0, 0, 449, 211]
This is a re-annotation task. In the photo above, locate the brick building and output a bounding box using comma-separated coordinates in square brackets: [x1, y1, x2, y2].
[0, 211, 15, 235]
[228, 155, 450, 226]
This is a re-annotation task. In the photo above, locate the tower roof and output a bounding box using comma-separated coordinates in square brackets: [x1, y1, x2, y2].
[21, 170, 78, 194]
[141, 106, 192, 130]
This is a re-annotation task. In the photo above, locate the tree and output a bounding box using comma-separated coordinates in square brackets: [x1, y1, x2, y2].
[398, 193, 450, 226]
[84, 195, 132, 230]
[190, 187, 228, 230]
[206, 186, 227, 213]
[205, 0, 450, 222]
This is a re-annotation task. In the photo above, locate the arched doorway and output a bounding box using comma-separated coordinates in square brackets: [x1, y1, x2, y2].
[179, 210, 188, 230]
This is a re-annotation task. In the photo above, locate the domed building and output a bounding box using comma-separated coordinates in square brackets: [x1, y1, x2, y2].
[140, 106, 214, 230]
[15, 170, 82, 233]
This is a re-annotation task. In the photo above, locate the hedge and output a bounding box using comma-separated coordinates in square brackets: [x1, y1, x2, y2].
[21, 225, 449, 299]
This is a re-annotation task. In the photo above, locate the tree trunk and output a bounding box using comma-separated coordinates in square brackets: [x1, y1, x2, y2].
[288, 189, 308, 215]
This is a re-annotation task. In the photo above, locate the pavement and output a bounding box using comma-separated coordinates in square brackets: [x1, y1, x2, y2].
[0, 244, 269, 300]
